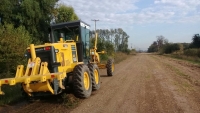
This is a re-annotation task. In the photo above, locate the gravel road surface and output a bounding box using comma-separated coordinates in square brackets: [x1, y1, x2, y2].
[1, 54, 200, 113]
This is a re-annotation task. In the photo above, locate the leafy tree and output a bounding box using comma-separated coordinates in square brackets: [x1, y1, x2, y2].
[148, 41, 158, 52]
[0, 0, 20, 24]
[104, 41, 115, 56]
[0, 0, 58, 42]
[55, 4, 79, 23]
[148, 36, 181, 54]
[90, 28, 130, 56]
[190, 34, 200, 48]
[90, 31, 105, 53]
[157, 35, 168, 51]
[21, 0, 58, 42]
[0, 24, 32, 78]
[92, 28, 129, 53]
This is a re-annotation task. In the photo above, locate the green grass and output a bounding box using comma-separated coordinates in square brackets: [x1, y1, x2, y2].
[163, 54, 200, 66]
[162, 63, 195, 92]
[165, 63, 189, 78]
[173, 81, 193, 93]
[163, 60, 200, 88]
[0, 85, 22, 105]
[152, 54, 200, 88]
[114, 52, 133, 64]
[62, 93, 82, 109]
[100, 52, 134, 64]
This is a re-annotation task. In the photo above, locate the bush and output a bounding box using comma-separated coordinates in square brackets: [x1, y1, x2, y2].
[0, 23, 32, 78]
[0, 24, 32, 104]
[0, 85, 22, 105]
[100, 54, 109, 61]
[114, 52, 129, 63]
[184, 49, 200, 57]
[159, 43, 180, 54]
[123, 49, 131, 55]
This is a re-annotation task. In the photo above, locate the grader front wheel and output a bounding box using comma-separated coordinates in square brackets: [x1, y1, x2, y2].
[73, 64, 92, 98]
[107, 59, 114, 76]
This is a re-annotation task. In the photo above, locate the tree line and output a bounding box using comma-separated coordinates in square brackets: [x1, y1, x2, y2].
[90, 28, 130, 55]
[147, 34, 200, 57]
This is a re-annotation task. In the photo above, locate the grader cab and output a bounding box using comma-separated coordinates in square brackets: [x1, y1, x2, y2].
[0, 20, 114, 98]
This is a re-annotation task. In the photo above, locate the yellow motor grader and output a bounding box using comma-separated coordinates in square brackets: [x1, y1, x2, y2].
[0, 20, 114, 98]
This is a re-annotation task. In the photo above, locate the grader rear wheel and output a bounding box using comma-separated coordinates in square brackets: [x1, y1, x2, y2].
[73, 64, 92, 98]
[88, 64, 100, 91]
[107, 59, 114, 76]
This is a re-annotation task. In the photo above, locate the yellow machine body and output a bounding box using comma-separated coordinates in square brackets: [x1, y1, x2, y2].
[0, 20, 114, 97]
[0, 41, 81, 96]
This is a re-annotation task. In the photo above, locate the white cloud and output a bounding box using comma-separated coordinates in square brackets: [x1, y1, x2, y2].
[59, 0, 200, 27]
[154, 0, 188, 7]
[59, 0, 200, 50]
[59, 0, 138, 25]
[154, 0, 200, 7]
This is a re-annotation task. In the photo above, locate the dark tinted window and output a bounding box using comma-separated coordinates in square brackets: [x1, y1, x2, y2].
[53, 26, 80, 42]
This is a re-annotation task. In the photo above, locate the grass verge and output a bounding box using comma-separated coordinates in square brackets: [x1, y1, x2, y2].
[100, 52, 135, 64]
[151, 54, 199, 88]
[0, 85, 22, 105]
[161, 59, 200, 87]
[163, 54, 200, 66]
[114, 52, 134, 64]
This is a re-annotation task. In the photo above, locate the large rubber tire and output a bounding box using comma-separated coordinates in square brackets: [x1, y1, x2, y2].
[73, 64, 92, 98]
[107, 59, 114, 76]
[88, 64, 100, 91]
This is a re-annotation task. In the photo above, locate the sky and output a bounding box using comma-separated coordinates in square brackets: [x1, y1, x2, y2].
[60, 0, 200, 50]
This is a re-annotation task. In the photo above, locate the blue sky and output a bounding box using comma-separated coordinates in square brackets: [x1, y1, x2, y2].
[60, 0, 200, 50]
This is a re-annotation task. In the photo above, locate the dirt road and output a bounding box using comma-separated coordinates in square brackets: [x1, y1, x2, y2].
[1, 54, 200, 113]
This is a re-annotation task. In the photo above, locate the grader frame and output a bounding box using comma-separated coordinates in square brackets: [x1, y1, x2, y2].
[0, 20, 114, 98]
